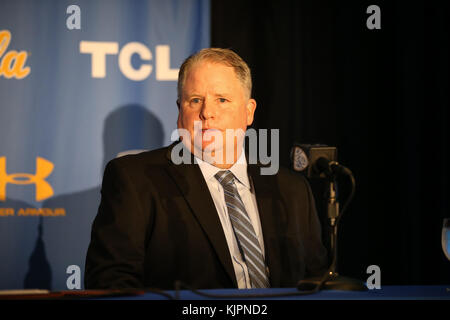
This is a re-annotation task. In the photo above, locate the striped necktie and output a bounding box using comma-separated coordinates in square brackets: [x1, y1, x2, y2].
[215, 170, 270, 288]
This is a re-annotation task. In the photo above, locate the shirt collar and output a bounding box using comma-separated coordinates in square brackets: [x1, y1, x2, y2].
[196, 149, 251, 190]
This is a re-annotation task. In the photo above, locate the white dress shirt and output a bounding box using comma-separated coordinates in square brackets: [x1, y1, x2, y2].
[195, 150, 266, 289]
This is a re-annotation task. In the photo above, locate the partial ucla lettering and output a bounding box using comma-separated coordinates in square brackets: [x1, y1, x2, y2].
[0, 30, 30, 79]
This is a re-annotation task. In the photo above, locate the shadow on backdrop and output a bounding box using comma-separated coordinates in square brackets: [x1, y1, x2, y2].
[43, 104, 164, 290]
[24, 216, 52, 290]
[0, 198, 51, 290]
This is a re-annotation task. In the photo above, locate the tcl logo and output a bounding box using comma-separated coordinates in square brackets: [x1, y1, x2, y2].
[80, 42, 178, 81]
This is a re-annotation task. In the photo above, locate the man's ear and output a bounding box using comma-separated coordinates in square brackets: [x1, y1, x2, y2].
[246, 98, 257, 125]
[176, 99, 180, 109]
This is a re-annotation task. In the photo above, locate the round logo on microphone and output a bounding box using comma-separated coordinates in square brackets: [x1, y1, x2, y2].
[293, 147, 309, 171]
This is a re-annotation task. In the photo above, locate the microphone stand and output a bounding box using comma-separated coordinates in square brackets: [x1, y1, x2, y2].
[298, 169, 367, 291]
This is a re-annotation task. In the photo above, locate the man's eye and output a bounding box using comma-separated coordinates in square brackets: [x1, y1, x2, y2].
[191, 98, 201, 104]
[218, 98, 227, 103]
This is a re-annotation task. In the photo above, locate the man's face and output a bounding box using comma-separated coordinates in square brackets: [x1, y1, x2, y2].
[177, 61, 256, 168]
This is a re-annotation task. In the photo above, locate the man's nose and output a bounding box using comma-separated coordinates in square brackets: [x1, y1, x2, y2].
[200, 98, 215, 120]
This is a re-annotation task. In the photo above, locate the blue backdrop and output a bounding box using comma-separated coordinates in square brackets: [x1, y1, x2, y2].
[0, 0, 210, 290]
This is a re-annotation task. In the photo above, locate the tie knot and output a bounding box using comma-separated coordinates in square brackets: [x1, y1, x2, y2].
[214, 170, 235, 187]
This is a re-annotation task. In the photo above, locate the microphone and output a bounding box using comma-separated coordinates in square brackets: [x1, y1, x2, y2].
[291, 144, 352, 178]
[291, 144, 365, 292]
[315, 157, 353, 177]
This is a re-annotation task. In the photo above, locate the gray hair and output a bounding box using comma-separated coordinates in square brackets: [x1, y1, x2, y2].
[177, 48, 252, 100]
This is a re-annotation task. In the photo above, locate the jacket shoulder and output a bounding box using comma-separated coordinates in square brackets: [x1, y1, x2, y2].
[107, 145, 170, 170]
[275, 165, 310, 188]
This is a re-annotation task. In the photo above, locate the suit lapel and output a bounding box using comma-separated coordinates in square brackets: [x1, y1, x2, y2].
[248, 164, 282, 287]
[164, 144, 237, 287]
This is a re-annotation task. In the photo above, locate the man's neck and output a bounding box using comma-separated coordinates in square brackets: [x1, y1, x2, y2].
[195, 146, 246, 169]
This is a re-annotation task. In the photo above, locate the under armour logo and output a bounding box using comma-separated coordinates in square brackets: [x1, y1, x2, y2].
[0, 156, 54, 201]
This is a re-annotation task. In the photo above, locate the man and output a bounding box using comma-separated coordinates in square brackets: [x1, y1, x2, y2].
[85, 48, 327, 290]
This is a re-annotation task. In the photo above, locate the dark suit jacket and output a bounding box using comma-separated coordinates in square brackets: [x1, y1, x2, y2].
[85, 143, 328, 290]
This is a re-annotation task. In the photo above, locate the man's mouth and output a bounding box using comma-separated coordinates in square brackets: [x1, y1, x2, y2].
[201, 128, 221, 134]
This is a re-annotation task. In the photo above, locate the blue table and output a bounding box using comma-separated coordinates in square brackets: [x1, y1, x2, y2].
[102, 285, 450, 300]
